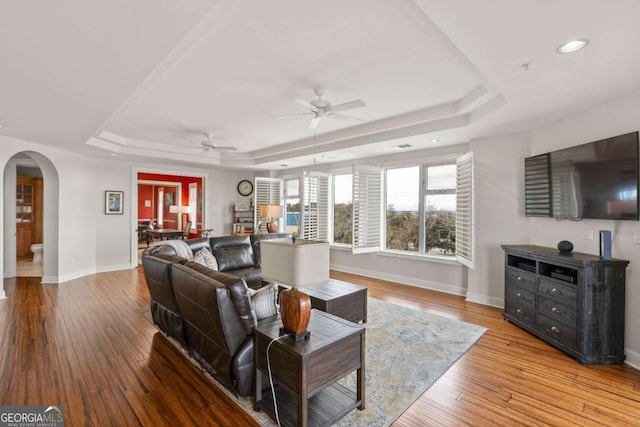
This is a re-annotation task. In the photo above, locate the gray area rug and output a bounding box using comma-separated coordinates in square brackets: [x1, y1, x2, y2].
[139, 297, 486, 426]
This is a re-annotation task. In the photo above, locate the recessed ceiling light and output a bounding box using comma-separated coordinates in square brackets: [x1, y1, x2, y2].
[395, 144, 413, 149]
[109, 153, 118, 157]
[430, 138, 440, 143]
[556, 39, 589, 54]
[279, 164, 288, 167]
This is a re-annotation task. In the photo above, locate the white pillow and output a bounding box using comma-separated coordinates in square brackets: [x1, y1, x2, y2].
[247, 283, 278, 321]
[193, 247, 218, 271]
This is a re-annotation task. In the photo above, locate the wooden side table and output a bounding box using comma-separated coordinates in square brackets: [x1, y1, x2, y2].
[302, 279, 368, 323]
[253, 310, 365, 427]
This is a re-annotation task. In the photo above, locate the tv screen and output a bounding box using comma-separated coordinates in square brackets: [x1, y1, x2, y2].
[525, 131, 639, 220]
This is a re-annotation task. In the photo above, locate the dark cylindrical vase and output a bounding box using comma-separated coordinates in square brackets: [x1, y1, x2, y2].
[280, 287, 311, 334]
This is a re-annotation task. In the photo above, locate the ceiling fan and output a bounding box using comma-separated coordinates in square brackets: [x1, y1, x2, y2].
[274, 88, 366, 129]
[197, 132, 237, 152]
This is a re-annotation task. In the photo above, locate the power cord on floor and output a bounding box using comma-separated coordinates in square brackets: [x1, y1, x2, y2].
[266, 334, 288, 427]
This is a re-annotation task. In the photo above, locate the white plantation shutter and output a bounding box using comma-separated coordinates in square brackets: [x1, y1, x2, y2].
[254, 177, 283, 233]
[352, 165, 381, 254]
[455, 152, 475, 268]
[302, 172, 329, 240]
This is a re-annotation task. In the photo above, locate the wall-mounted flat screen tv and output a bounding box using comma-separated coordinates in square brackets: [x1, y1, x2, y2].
[525, 131, 639, 220]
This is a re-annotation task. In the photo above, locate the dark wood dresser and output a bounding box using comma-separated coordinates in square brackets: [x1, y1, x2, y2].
[502, 245, 628, 364]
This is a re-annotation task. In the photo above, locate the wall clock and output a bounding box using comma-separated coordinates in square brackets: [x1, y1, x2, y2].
[237, 180, 253, 196]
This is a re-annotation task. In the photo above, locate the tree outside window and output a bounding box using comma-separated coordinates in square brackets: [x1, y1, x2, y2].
[386, 166, 419, 251]
[333, 174, 352, 245]
[424, 164, 456, 255]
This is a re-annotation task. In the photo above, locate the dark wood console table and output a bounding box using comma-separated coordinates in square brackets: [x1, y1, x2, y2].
[145, 228, 184, 247]
[502, 245, 628, 364]
[253, 310, 365, 427]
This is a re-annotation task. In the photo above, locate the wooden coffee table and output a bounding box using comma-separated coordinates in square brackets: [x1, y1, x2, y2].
[253, 309, 365, 427]
[302, 279, 367, 323]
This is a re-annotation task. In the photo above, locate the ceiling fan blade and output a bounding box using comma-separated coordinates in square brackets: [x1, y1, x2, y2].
[293, 98, 318, 111]
[271, 112, 314, 119]
[308, 116, 322, 129]
[213, 145, 237, 151]
[327, 112, 364, 122]
[329, 99, 366, 113]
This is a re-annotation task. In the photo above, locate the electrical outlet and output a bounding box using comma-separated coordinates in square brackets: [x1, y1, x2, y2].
[634, 232, 640, 245]
[584, 229, 595, 240]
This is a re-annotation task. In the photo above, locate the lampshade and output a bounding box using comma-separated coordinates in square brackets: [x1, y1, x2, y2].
[177, 205, 190, 214]
[259, 205, 283, 219]
[169, 205, 179, 213]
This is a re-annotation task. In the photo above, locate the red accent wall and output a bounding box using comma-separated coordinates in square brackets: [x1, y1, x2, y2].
[138, 184, 154, 220]
[137, 173, 203, 237]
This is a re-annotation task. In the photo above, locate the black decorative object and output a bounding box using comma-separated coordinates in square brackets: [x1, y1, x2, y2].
[557, 240, 574, 253]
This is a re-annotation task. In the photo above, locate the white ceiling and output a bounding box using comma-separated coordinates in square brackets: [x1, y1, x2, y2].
[2, 0, 640, 170]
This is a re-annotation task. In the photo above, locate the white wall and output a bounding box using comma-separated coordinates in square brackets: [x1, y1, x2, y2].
[529, 88, 640, 368]
[466, 133, 531, 307]
[1, 135, 258, 288]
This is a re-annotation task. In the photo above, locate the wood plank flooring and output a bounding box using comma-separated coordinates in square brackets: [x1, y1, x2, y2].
[1, 268, 639, 426]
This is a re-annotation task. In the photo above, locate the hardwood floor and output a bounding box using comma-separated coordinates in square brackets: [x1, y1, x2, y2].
[1, 268, 639, 426]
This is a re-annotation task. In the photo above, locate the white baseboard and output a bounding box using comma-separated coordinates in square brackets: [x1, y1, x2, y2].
[625, 348, 640, 370]
[41, 276, 59, 284]
[330, 263, 466, 296]
[96, 263, 135, 274]
[0, 290, 5, 300]
[466, 292, 504, 309]
[57, 268, 96, 284]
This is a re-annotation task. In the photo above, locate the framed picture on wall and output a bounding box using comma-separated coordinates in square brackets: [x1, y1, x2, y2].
[105, 190, 124, 215]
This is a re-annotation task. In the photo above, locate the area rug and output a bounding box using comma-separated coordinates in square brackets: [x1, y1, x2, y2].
[139, 297, 486, 426]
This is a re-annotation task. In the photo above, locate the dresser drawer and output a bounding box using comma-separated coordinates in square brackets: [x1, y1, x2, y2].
[538, 278, 577, 308]
[506, 267, 537, 289]
[506, 285, 536, 307]
[537, 314, 576, 348]
[505, 297, 536, 323]
[539, 296, 577, 326]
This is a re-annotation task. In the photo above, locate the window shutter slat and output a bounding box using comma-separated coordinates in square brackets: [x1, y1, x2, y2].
[352, 165, 381, 254]
[455, 152, 475, 268]
[302, 172, 329, 241]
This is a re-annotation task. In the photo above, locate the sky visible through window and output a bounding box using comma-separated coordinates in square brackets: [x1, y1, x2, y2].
[386, 165, 456, 211]
[334, 174, 352, 204]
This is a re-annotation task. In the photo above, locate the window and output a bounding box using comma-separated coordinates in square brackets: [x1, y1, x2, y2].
[284, 179, 300, 235]
[385, 166, 420, 251]
[333, 174, 352, 245]
[424, 164, 456, 255]
[384, 163, 458, 258]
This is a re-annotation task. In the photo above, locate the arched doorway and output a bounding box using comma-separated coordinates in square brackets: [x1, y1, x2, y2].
[3, 151, 60, 289]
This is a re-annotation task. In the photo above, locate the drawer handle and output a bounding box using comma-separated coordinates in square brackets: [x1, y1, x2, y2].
[517, 292, 524, 299]
[551, 288, 562, 295]
[517, 276, 523, 281]
[551, 326, 560, 333]
[551, 307, 560, 314]
[516, 309, 523, 315]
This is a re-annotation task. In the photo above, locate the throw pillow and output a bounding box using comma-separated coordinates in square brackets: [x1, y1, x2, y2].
[193, 247, 218, 271]
[247, 283, 278, 321]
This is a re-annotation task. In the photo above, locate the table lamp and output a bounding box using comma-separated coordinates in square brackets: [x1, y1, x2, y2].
[259, 205, 283, 233]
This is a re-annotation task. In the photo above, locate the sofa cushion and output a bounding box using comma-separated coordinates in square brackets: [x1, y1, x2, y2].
[247, 283, 278, 320]
[184, 237, 211, 255]
[193, 247, 218, 271]
[183, 261, 256, 335]
[210, 235, 255, 271]
[229, 267, 263, 290]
